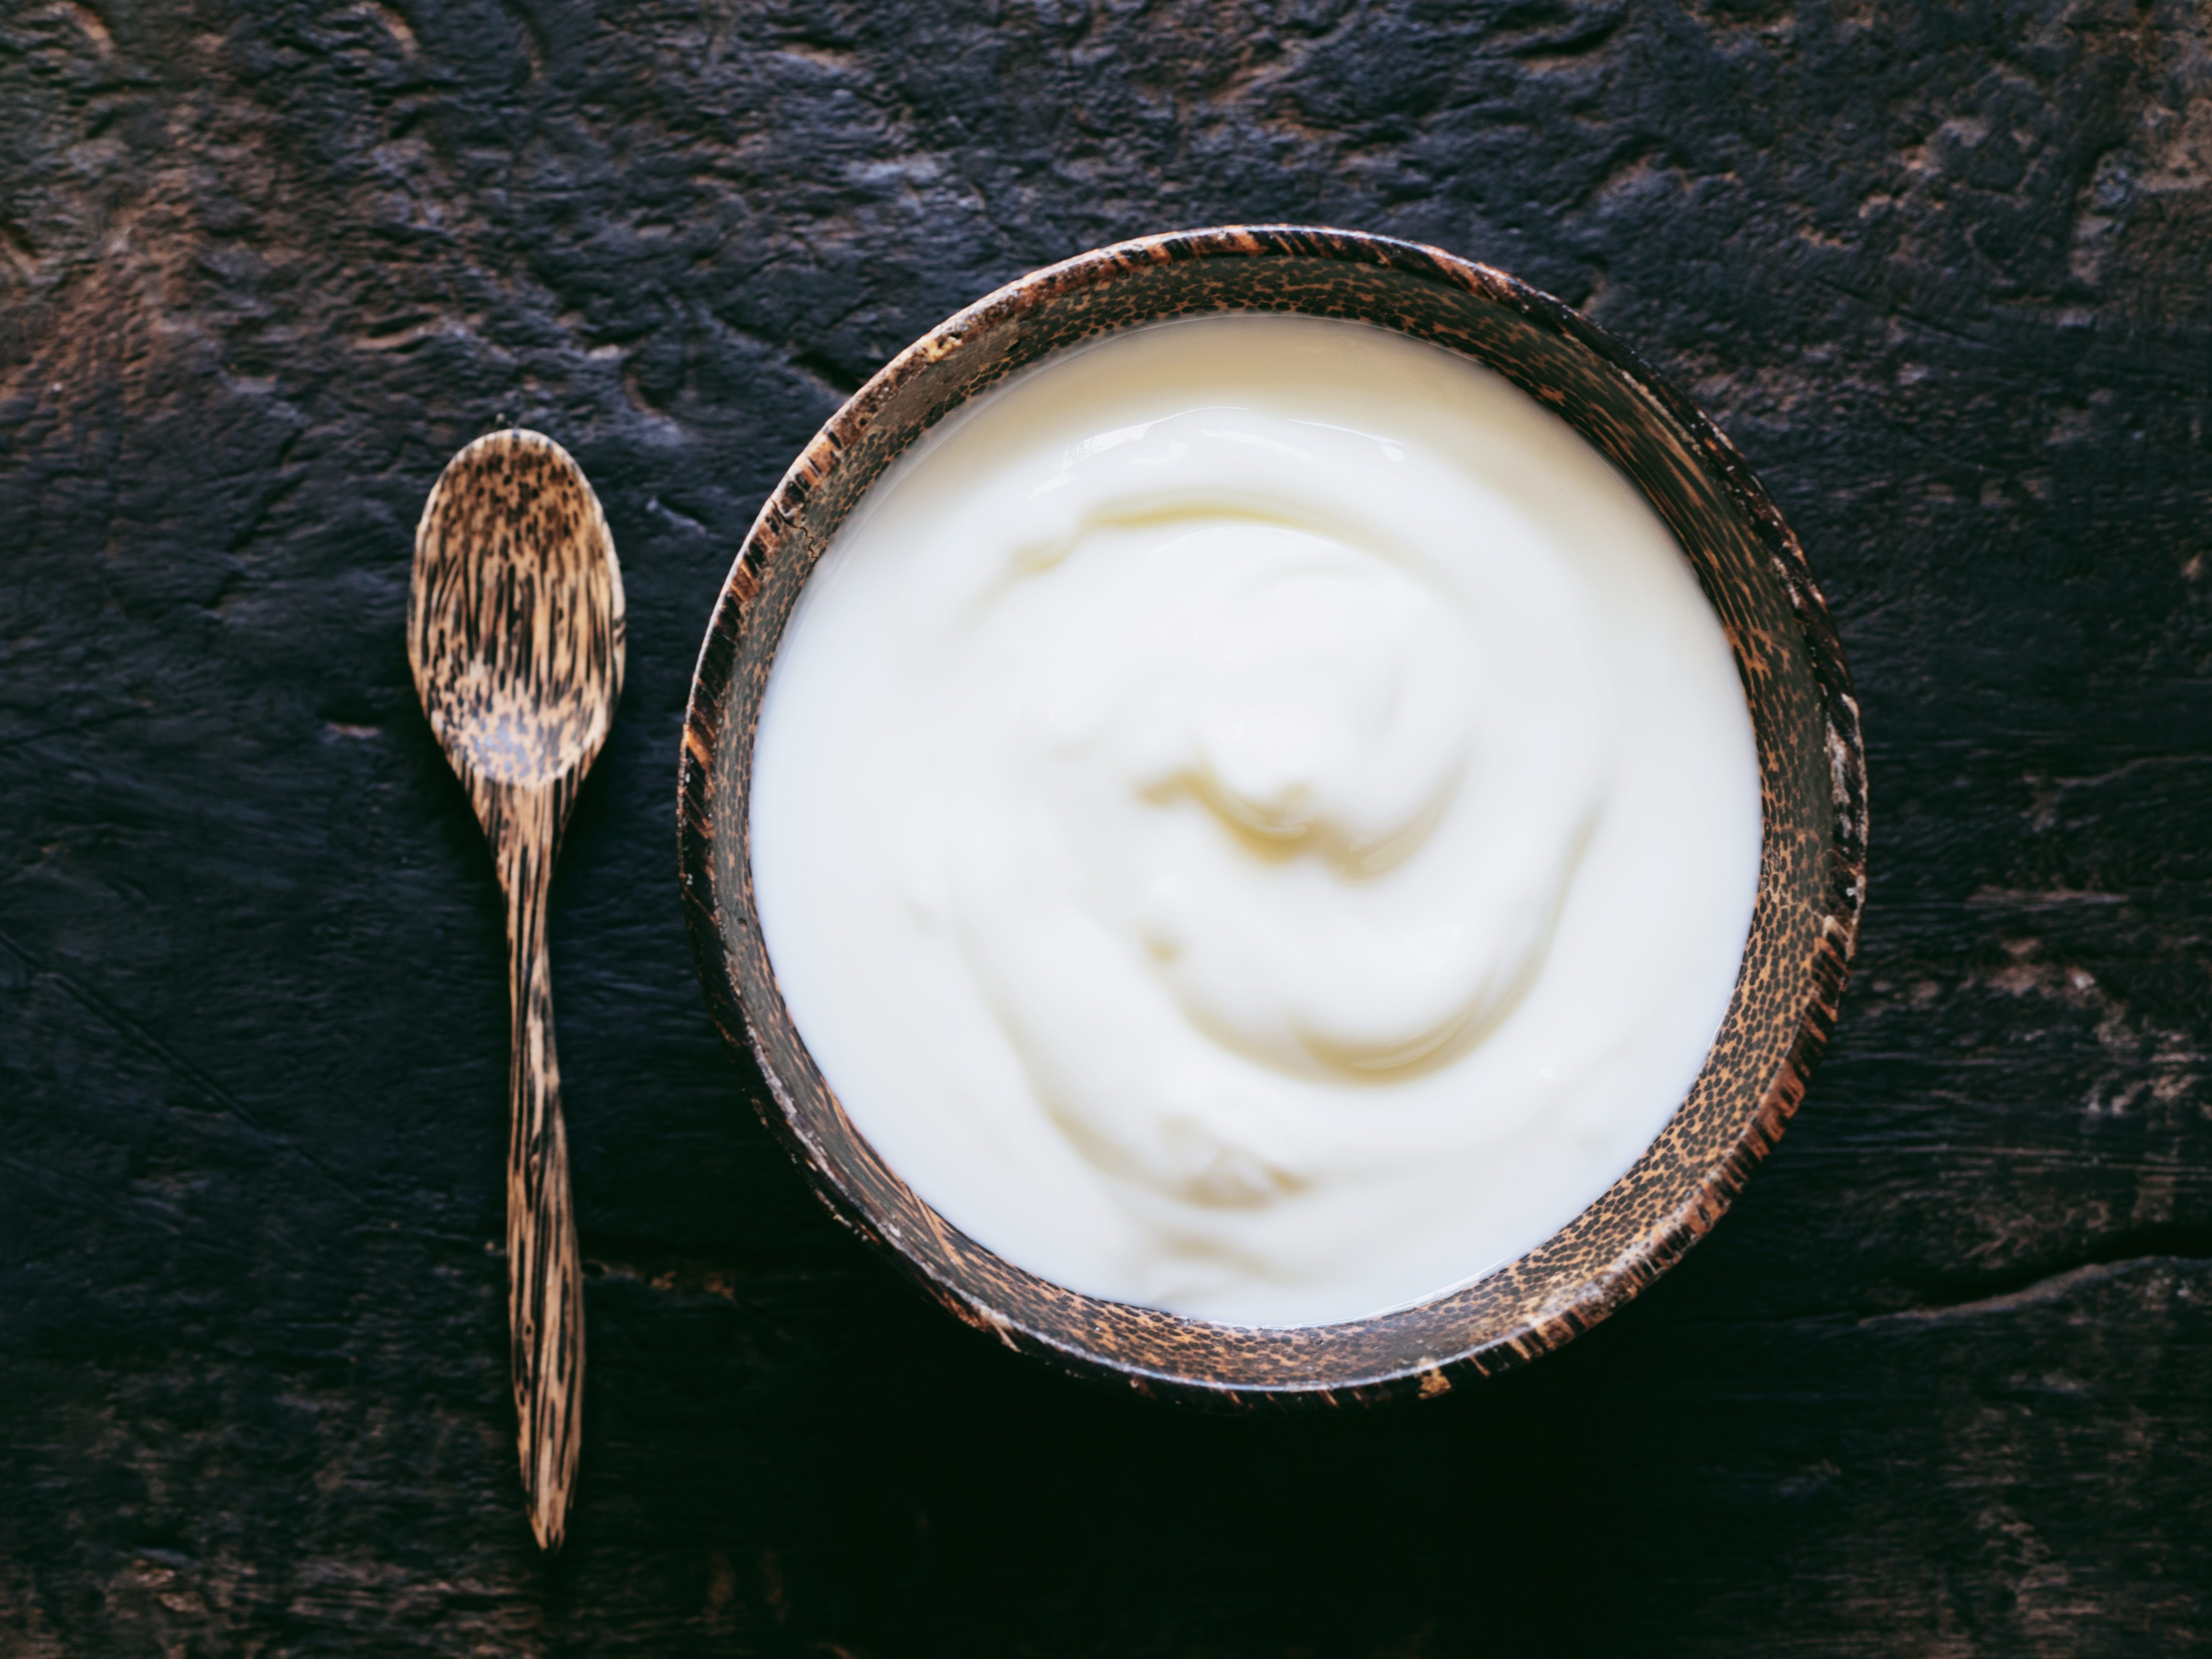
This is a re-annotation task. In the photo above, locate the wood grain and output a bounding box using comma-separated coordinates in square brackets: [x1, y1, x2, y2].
[408, 430, 625, 1550]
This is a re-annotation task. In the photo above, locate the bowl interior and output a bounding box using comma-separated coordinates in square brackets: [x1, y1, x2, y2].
[678, 228, 1864, 1407]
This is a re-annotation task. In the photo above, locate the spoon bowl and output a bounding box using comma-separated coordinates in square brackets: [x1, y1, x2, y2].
[411, 434, 625, 792]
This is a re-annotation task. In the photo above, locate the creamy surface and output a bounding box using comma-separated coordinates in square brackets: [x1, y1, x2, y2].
[750, 313, 1762, 1327]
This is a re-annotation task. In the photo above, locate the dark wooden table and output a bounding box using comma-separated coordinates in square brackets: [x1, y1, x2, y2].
[5, 4, 2210, 1653]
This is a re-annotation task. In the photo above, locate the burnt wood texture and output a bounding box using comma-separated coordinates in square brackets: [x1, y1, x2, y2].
[5, 2, 2212, 1655]
[677, 226, 1867, 1406]
[410, 430, 626, 1550]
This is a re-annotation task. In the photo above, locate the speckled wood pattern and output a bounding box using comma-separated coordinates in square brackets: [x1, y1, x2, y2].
[411, 430, 625, 1541]
[678, 227, 1866, 1410]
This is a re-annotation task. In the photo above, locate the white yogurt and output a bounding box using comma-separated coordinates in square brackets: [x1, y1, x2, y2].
[750, 313, 1761, 1327]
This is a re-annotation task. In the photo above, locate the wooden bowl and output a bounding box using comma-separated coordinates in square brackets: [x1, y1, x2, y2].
[678, 226, 1866, 1409]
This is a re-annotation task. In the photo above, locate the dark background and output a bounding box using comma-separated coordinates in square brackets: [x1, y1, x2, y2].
[5, 1, 2211, 1653]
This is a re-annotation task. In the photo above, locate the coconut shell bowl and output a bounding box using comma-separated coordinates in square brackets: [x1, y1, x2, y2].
[677, 225, 1867, 1410]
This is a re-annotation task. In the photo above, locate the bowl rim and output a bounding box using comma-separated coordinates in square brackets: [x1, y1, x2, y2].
[677, 224, 1867, 1408]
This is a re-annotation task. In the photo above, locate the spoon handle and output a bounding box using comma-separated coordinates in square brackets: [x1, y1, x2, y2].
[499, 792, 585, 1552]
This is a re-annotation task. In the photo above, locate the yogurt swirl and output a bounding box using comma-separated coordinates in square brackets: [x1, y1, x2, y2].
[752, 314, 1760, 1325]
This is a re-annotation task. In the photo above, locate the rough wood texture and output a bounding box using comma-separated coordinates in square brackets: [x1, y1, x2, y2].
[678, 226, 1867, 1406]
[411, 430, 626, 1549]
[3, 2, 2210, 1654]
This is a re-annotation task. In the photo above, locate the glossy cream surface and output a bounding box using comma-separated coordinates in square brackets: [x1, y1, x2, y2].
[749, 313, 1761, 1327]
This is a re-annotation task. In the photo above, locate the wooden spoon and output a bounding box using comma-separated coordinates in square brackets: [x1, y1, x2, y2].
[407, 429, 624, 1551]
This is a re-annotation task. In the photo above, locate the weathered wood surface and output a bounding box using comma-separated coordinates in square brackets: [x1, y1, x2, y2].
[2, 2, 2209, 1654]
